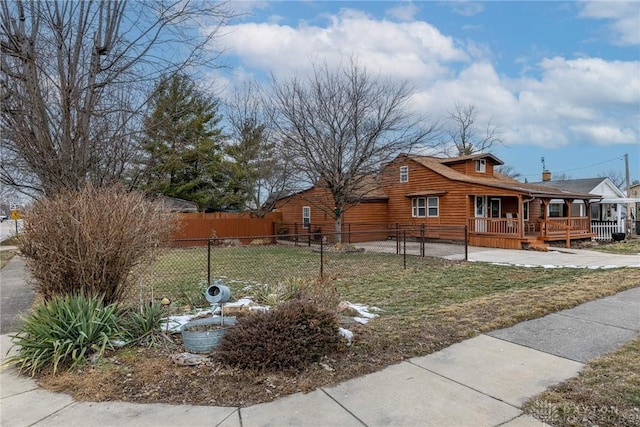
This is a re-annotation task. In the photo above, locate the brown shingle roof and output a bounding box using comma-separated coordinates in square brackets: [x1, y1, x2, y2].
[406, 155, 597, 199]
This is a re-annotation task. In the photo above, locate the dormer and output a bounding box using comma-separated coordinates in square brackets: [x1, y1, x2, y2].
[439, 153, 504, 177]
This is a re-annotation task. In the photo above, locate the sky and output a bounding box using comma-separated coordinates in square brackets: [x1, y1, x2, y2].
[211, 0, 639, 186]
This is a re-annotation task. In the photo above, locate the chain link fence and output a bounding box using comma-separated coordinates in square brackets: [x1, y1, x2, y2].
[135, 226, 467, 306]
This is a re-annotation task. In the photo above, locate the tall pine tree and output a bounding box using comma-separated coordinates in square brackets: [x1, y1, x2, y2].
[140, 75, 229, 210]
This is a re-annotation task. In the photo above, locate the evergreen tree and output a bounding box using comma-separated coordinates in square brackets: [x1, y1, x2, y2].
[140, 75, 227, 210]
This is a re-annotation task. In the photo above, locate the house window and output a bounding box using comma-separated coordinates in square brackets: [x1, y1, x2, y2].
[302, 206, 310, 228]
[549, 203, 563, 217]
[427, 197, 439, 217]
[475, 159, 486, 173]
[412, 197, 426, 217]
[591, 204, 600, 220]
[400, 166, 409, 183]
[523, 201, 529, 221]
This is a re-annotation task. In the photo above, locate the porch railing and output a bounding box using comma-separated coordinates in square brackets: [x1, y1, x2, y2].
[541, 217, 591, 237]
[467, 218, 520, 236]
[468, 216, 593, 239]
[591, 221, 623, 241]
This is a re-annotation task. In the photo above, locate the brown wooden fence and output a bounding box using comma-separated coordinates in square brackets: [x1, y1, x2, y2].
[172, 212, 282, 245]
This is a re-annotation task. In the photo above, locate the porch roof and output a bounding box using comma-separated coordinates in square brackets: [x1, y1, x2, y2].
[407, 155, 598, 200]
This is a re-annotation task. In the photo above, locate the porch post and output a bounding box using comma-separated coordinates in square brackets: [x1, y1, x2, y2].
[584, 200, 591, 236]
[540, 199, 549, 239]
[564, 199, 573, 248]
[517, 195, 524, 238]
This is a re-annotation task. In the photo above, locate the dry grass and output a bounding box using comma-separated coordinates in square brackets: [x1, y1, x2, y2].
[525, 334, 640, 426]
[0, 249, 17, 269]
[589, 239, 640, 255]
[36, 266, 640, 408]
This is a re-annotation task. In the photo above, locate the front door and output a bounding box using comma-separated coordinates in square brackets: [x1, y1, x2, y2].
[490, 198, 501, 218]
[475, 196, 487, 232]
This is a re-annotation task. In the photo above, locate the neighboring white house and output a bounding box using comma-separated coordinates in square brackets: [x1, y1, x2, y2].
[533, 177, 629, 240]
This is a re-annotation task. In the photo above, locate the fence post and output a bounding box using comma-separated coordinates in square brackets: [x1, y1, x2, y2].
[207, 239, 211, 285]
[294, 223, 299, 246]
[420, 223, 425, 257]
[396, 223, 400, 255]
[348, 223, 351, 244]
[320, 233, 324, 278]
[403, 230, 407, 269]
[464, 225, 468, 261]
[308, 223, 311, 247]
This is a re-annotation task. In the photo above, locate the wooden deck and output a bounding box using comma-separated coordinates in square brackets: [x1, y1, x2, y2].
[468, 217, 595, 249]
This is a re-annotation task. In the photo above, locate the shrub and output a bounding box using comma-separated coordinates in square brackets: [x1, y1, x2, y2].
[250, 277, 341, 311]
[216, 299, 342, 370]
[120, 301, 171, 347]
[18, 184, 177, 304]
[4, 294, 123, 376]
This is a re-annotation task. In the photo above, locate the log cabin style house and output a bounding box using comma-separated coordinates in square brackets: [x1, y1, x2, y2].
[274, 153, 599, 249]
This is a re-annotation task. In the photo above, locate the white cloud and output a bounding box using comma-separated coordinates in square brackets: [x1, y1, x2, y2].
[222, 8, 468, 80]
[579, 1, 640, 45]
[569, 124, 638, 145]
[448, 1, 485, 17]
[216, 8, 638, 151]
[385, 1, 420, 22]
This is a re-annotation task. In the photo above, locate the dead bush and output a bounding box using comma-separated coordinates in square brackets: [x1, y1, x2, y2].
[18, 185, 178, 304]
[216, 299, 343, 370]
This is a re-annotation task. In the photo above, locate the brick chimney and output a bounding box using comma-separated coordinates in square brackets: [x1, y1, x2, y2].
[542, 170, 552, 181]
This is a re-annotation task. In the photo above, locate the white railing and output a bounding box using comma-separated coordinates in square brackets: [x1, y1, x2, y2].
[591, 221, 624, 241]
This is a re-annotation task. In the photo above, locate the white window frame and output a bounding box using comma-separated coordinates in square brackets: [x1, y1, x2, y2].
[400, 165, 409, 183]
[427, 196, 439, 217]
[475, 159, 486, 173]
[302, 206, 310, 228]
[412, 197, 426, 217]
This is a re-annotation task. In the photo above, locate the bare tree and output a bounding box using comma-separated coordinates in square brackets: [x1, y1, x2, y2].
[495, 165, 521, 180]
[599, 169, 625, 189]
[444, 103, 503, 156]
[1, 0, 231, 196]
[224, 81, 297, 217]
[269, 59, 439, 241]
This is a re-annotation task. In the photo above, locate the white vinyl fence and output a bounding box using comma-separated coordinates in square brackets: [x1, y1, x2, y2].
[591, 221, 624, 241]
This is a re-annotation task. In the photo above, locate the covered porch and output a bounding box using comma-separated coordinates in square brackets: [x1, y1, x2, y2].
[467, 194, 597, 249]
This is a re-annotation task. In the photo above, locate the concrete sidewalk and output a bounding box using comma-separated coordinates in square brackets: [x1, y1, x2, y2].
[467, 247, 640, 269]
[1, 253, 639, 427]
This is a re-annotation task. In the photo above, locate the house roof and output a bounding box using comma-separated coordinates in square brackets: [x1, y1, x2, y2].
[276, 175, 389, 203]
[437, 153, 504, 166]
[530, 178, 607, 195]
[405, 154, 597, 199]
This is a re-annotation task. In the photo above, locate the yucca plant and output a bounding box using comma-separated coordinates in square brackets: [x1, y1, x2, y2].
[4, 293, 123, 376]
[120, 301, 171, 347]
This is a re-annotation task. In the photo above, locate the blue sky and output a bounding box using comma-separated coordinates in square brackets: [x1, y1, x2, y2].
[214, 1, 639, 185]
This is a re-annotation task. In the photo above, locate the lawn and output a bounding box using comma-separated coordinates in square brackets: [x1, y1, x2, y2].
[38, 244, 640, 407]
[588, 239, 640, 255]
[525, 334, 640, 426]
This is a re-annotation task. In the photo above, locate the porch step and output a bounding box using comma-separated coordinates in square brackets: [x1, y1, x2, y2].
[521, 237, 549, 251]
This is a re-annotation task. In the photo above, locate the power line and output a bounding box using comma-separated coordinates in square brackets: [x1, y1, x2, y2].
[521, 156, 624, 178]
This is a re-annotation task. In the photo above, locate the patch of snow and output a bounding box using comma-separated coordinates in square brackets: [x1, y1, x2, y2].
[542, 265, 560, 269]
[339, 327, 353, 345]
[353, 317, 369, 324]
[345, 302, 381, 319]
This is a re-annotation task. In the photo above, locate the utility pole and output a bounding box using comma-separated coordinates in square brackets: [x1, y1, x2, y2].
[624, 153, 630, 236]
